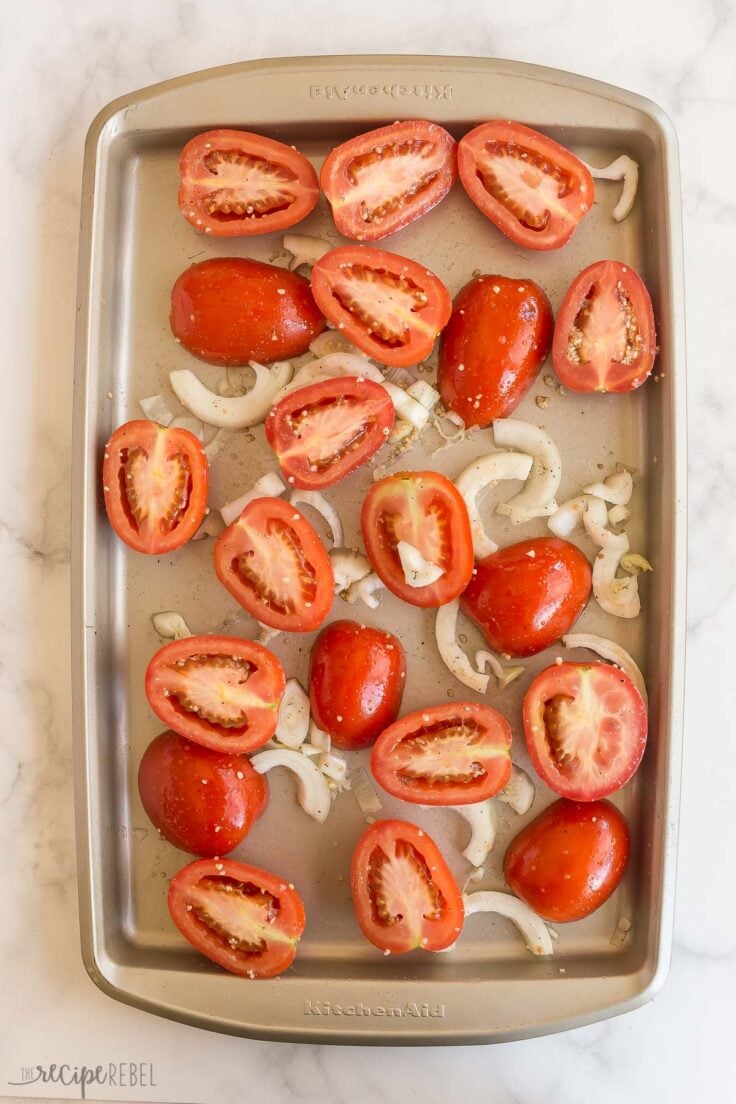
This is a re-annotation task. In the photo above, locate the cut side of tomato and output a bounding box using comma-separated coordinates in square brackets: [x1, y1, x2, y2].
[458, 120, 594, 250]
[145, 636, 285, 754]
[371, 702, 512, 805]
[265, 377, 395, 489]
[351, 820, 464, 953]
[168, 858, 306, 978]
[102, 420, 208, 555]
[310, 246, 452, 367]
[214, 497, 334, 632]
[178, 129, 319, 237]
[552, 260, 657, 392]
[524, 661, 648, 800]
[320, 120, 457, 241]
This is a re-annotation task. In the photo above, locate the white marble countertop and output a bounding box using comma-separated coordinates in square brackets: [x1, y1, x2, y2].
[1, 0, 733, 1100]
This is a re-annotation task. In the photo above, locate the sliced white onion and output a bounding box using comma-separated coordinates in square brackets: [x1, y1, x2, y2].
[397, 541, 443, 588]
[330, 549, 371, 595]
[308, 720, 331, 753]
[151, 611, 192, 640]
[346, 572, 384, 609]
[170, 414, 205, 440]
[452, 801, 497, 867]
[435, 600, 489, 694]
[548, 495, 594, 539]
[274, 352, 385, 402]
[308, 329, 370, 359]
[220, 471, 286, 527]
[274, 679, 310, 749]
[475, 651, 524, 690]
[299, 743, 322, 759]
[283, 232, 332, 270]
[318, 752, 348, 785]
[594, 543, 641, 619]
[582, 495, 618, 548]
[583, 470, 634, 505]
[494, 419, 562, 522]
[456, 452, 534, 558]
[350, 766, 383, 815]
[170, 361, 293, 430]
[192, 511, 225, 541]
[382, 381, 431, 430]
[496, 765, 535, 815]
[582, 155, 639, 222]
[463, 892, 554, 956]
[255, 622, 282, 645]
[289, 490, 343, 548]
[563, 633, 647, 702]
[406, 380, 440, 411]
[204, 428, 230, 462]
[608, 504, 630, 527]
[250, 748, 331, 823]
[140, 394, 175, 426]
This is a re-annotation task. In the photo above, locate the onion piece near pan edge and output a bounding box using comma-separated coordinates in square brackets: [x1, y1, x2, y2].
[455, 452, 533, 558]
[274, 679, 311, 749]
[151, 611, 192, 641]
[330, 549, 371, 594]
[289, 490, 343, 549]
[463, 892, 554, 957]
[451, 801, 498, 867]
[582, 470, 634, 506]
[170, 360, 293, 429]
[493, 419, 562, 522]
[496, 764, 536, 816]
[250, 748, 331, 823]
[581, 155, 639, 222]
[562, 633, 647, 702]
[220, 471, 286, 527]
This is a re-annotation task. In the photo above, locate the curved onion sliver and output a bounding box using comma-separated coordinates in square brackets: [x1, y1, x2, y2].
[397, 541, 444, 588]
[493, 419, 562, 522]
[582, 155, 639, 222]
[435, 600, 489, 694]
[330, 549, 371, 595]
[170, 361, 293, 429]
[463, 891, 554, 956]
[220, 471, 286, 527]
[346, 572, 384, 610]
[452, 800, 497, 867]
[250, 748, 331, 823]
[475, 651, 524, 690]
[594, 543, 641, 619]
[283, 232, 331, 270]
[583, 470, 634, 505]
[456, 451, 533, 558]
[496, 765, 535, 815]
[289, 490, 343, 549]
[563, 633, 647, 702]
[274, 679, 310, 749]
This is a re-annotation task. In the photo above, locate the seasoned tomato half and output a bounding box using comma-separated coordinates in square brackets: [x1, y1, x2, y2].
[371, 702, 512, 805]
[178, 129, 319, 237]
[213, 497, 334, 632]
[168, 858, 306, 978]
[523, 662, 648, 800]
[351, 820, 464, 953]
[102, 420, 208, 555]
[320, 119, 457, 241]
[265, 377, 395, 489]
[145, 636, 285, 754]
[552, 260, 657, 392]
[310, 246, 452, 367]
[458, 120, 594, 250]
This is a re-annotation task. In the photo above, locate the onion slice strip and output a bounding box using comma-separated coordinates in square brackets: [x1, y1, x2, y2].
[330, 549, 371, 595]
[435, 601, 489, 694]
[397, 541, 444, 588]
[496, 765, 535, 815]
[283, 232, 331, 270]
[170, 361, 293, 429]
[346, 572, 384, 610]
[582, 470, 634, 505]
[220, 471, 286, 527]
[274, 679, 310, 749]
[456, 452, 533, 558]
[289, 490, 343, 549]
[494, 419, 562, 522]
[250, 748, 331, 823]
[151, 611, 192, 640]
[581, 155, 639, 222]
[475, 651, 524, 690]
[463, 891, 554, 956]
[451, 801, 498, 867]
[563, 633, 647, 702]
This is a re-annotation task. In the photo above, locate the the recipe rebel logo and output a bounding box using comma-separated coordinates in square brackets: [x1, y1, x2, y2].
[310, 83, 452, 101]
[8, 1061, 156, 1099]
[303, 1000, 445, 1018]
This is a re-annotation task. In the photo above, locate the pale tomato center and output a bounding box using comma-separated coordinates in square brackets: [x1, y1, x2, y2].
[345, 139, 445, 224]
[234, 518, 316, 614]
[330, 264, 431, 346]
[188, 877, 293, 952]
[163, 654, 267, 729]
[543, 671, 633, 784]
[567, 268, 643, 387]
[367, 840, 443, 943]
[284, 395, 374, 469]
[122, 435, 191, 536]
[199, 150, 297, 218]
[394, 722, 504, 784]
[381, 489, 451, 576]
[475, 141, 574, 229]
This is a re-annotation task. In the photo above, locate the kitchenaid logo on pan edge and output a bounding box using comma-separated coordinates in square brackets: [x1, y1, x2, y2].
[310, 82, 452, 101]
[304, 1000, 445, 1018]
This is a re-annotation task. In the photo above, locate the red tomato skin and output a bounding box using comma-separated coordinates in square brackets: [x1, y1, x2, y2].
[460, 538, 592, 657]
[504, 799, 630, 922]
[438, 275, 553, 427]
[309, 621, 405, 750]
[170, 257, 325, 366]
[138, 731, 268, 856]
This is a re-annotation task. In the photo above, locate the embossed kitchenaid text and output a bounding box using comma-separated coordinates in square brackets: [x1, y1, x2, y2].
[303, 1000, 445, 1018]
[310, 83, 452, 101]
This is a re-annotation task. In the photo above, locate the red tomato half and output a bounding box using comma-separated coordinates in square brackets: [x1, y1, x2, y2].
[320, 120, 457, 241]
[552, 260, 657, 393]
[523, 662, 648, 800]
[361, 471, 474, 608]
[170, 257, 325, 366]
[461, 538, 592, 657]
[102, 420, 208, 555]
[178, 129, 319, 237]
[265, 377, 394, 489]
[137, 731, 268, 856]
[145, 636, 285, 754]
[439, 275, 554, 427]
[168, 858, 306, 978]
[214, 498, 334, 632]
[310, 246, 452, 367]
[351, 820, 464, 953]
[504, 799, 630, 921]
[309, 621, 405, 750]
[458, 120, 594, 250]
[371, 702, 512, 805]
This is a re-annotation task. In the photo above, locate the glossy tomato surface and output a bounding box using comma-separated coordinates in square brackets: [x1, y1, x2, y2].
[351, 820, 464, 953]
[438, 275, 553, 427]
[138, 731, 268, 856]
[309, 621, 405, 750]
[458, 120, 594, 250]
[145, 636, 285, 754]
[552, 260, 657, 393]
[265, 377, 394, 489]
[371, 702, 512, 805]
[170, 257, 325, 366]
[362, 471, 474, 608]
[461, 537, 592, 657]
[214, 497, 334, 632]
[320, 120, 457, 241]
[523, 662, 648, 800]
[102, 420, 208, 555]
[504, 799, 630, 921]
[310, 246, 452, 367]
[178, 129, 319, 237]
[168, 858, 306, 978]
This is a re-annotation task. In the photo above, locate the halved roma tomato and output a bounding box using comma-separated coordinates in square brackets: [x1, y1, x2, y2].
[361, 471, 473, 608]
[102, 420, 208, 555]
[145, 636, 285, 754]
[320, 120, 457, 241]
[351, 820, 464, 953]
[214, 497, 334, 632]
[265, 377, 394, 489]
[371, 702, 512, 805]
[310, 246, 452, 367]
[552, 260, 657, 392]
[168, 858, 306, 978]
[458, 120, 594, 250]
[523, 662, 648, 800]
[178, 129, 319, 237]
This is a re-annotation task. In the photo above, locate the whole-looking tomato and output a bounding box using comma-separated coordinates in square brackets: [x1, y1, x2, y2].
[309, 621, 405, 750]
[504, 799, 630, 922]
[170, 257, 325, 366]
[438, 275, 553, 427]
